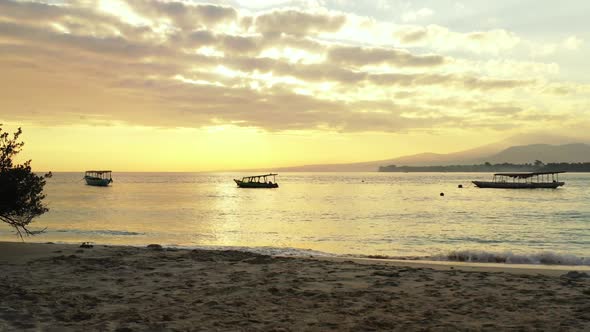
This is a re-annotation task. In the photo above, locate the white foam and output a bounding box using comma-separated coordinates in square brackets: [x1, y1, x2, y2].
[165, 244, 337, 257]
[166, 245, 589, 266]
[433, 250, 590, 266]
[28, 239, 590, 266]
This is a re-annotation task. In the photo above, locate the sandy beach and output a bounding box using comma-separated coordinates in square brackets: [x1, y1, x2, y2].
[1, 242, 589, 331]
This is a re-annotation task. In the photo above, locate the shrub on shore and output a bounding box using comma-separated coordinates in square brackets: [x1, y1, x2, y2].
[0, 125, 51, 238]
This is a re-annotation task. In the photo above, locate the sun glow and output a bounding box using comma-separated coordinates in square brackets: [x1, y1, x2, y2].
[259, 47, 325, 64]
[194, 47, 225, 57]
[174, 74, 224, 87]
[98, 0, 151, 26]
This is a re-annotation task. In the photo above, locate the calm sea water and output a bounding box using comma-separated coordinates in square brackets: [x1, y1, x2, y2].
[1, 172, 589, 264]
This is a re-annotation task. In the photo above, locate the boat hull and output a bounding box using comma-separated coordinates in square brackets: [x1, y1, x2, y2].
[472, 181, 564, 189]
[234, 179, 278, 188]
[85, 177, 112, 187]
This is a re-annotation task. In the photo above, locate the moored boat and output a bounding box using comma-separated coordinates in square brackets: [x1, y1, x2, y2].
[84, 170, 113, 186]
[234, 173, 278, 188]
[473, 171, 565, 189]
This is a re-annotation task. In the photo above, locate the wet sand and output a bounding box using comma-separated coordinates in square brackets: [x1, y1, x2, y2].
[1, 242, 589, 331]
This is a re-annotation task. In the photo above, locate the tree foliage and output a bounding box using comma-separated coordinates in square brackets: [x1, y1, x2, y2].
[0, 125, 51, 238]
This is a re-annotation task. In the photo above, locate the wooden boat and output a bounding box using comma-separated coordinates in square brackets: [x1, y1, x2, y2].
[473, 171, 565, 189]
[234, 173, 278, 188]
[84, 170, 113, 187]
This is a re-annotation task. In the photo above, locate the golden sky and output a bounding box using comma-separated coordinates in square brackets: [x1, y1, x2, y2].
[0, 0, 589, 171]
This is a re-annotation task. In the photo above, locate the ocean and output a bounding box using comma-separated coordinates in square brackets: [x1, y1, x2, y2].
[1, 172, 589, 265]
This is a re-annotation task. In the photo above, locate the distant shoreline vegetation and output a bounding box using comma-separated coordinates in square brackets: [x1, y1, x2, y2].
[378, 162, 590, 172]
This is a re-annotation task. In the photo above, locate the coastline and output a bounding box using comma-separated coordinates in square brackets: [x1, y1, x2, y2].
[315, 256, 590, 277]
[2, 240, 589, 274]
[1, 241, 589, 331]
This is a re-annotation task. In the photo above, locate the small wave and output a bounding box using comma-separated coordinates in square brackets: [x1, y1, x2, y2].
[51, 229, 144, 236]
[169, 245, 336, 257]
[432, 250, 590, 266]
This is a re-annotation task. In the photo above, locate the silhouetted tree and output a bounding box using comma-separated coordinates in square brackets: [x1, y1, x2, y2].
[0, 125, 51, 238]
[534, 160, 544, 166]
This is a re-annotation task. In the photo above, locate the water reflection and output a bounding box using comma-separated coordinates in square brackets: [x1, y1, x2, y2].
[0, 172, 588, 258]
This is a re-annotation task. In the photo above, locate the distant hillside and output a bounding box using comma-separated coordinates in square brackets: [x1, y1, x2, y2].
[271, 132, 590, 172]
[275, 143, 590, 172]
[478, 144, 590, 164]
[379, 162, 590, 173]
[275, 140, 502, 172]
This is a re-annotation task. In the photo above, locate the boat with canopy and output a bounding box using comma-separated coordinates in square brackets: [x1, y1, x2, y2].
[472, 171, 565, 189]
[84, 170, 113, 187]
[234, 174, 279, 188]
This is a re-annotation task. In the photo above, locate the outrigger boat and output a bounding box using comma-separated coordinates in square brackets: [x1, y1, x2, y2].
[234, 173, 279, 188]
[84, 170, 113, 187]
[473, 171, 565, 189]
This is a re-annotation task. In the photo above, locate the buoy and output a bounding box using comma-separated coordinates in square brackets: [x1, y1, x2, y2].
[458, 184, 463, 188]
[440, 192, 445, 196]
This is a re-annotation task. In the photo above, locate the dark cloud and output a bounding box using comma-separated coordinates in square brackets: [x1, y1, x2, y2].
[187, 30, 216, 45]
[368, 73, 533, 90]
[254, 9, 346, 36]
[0, 0, 66, 21]
[463, 77, 534, 90]
[0, 0, 97, 22]
[467, 32, 485, 40]
[126, 0, 237, 29]
[0, 21, 168, 59]
[0, 0, 147, 38]
[394, 27, 429, 44]
[543, 85, 573, 95]
[328, 46, 446, 67]
[474, 106, 522, 114]
[183, 30, 262, 55]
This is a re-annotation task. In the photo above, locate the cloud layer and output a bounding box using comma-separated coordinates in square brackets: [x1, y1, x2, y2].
[0, 0, 586, 134]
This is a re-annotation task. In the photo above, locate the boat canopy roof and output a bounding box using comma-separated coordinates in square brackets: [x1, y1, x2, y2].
[494, 171, 565, 178]
[242, 173, 277, 180]
[85, 170, 112, 174]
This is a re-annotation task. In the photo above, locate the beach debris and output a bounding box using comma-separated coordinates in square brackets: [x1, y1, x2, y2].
[114, 327, 133, 332]
[367, 255, 389, 259]
[372, 271, 400, 278]
[561, 271, 589, 279]
[458, 184, 463, 188]
[147, 244, 163, 251]
[440, 192, 445, 196]
[188, 249, 274, 263]
[51, 254, 79, 262]
[79, 242, 93, 248]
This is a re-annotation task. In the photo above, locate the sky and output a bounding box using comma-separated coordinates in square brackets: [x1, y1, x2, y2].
[0, 0, 589, 171]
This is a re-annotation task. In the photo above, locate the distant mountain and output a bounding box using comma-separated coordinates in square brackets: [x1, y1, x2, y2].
[274, 142, 590, 172]
[275, 140, 502, 172]
[480, 143, 590, 164]
[389, 133, 590, 166]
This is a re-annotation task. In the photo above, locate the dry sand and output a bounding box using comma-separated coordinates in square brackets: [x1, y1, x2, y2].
[1, 242, 589, 331]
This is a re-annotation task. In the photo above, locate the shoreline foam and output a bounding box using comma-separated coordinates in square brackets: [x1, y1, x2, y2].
[4, 239, 590, 269]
